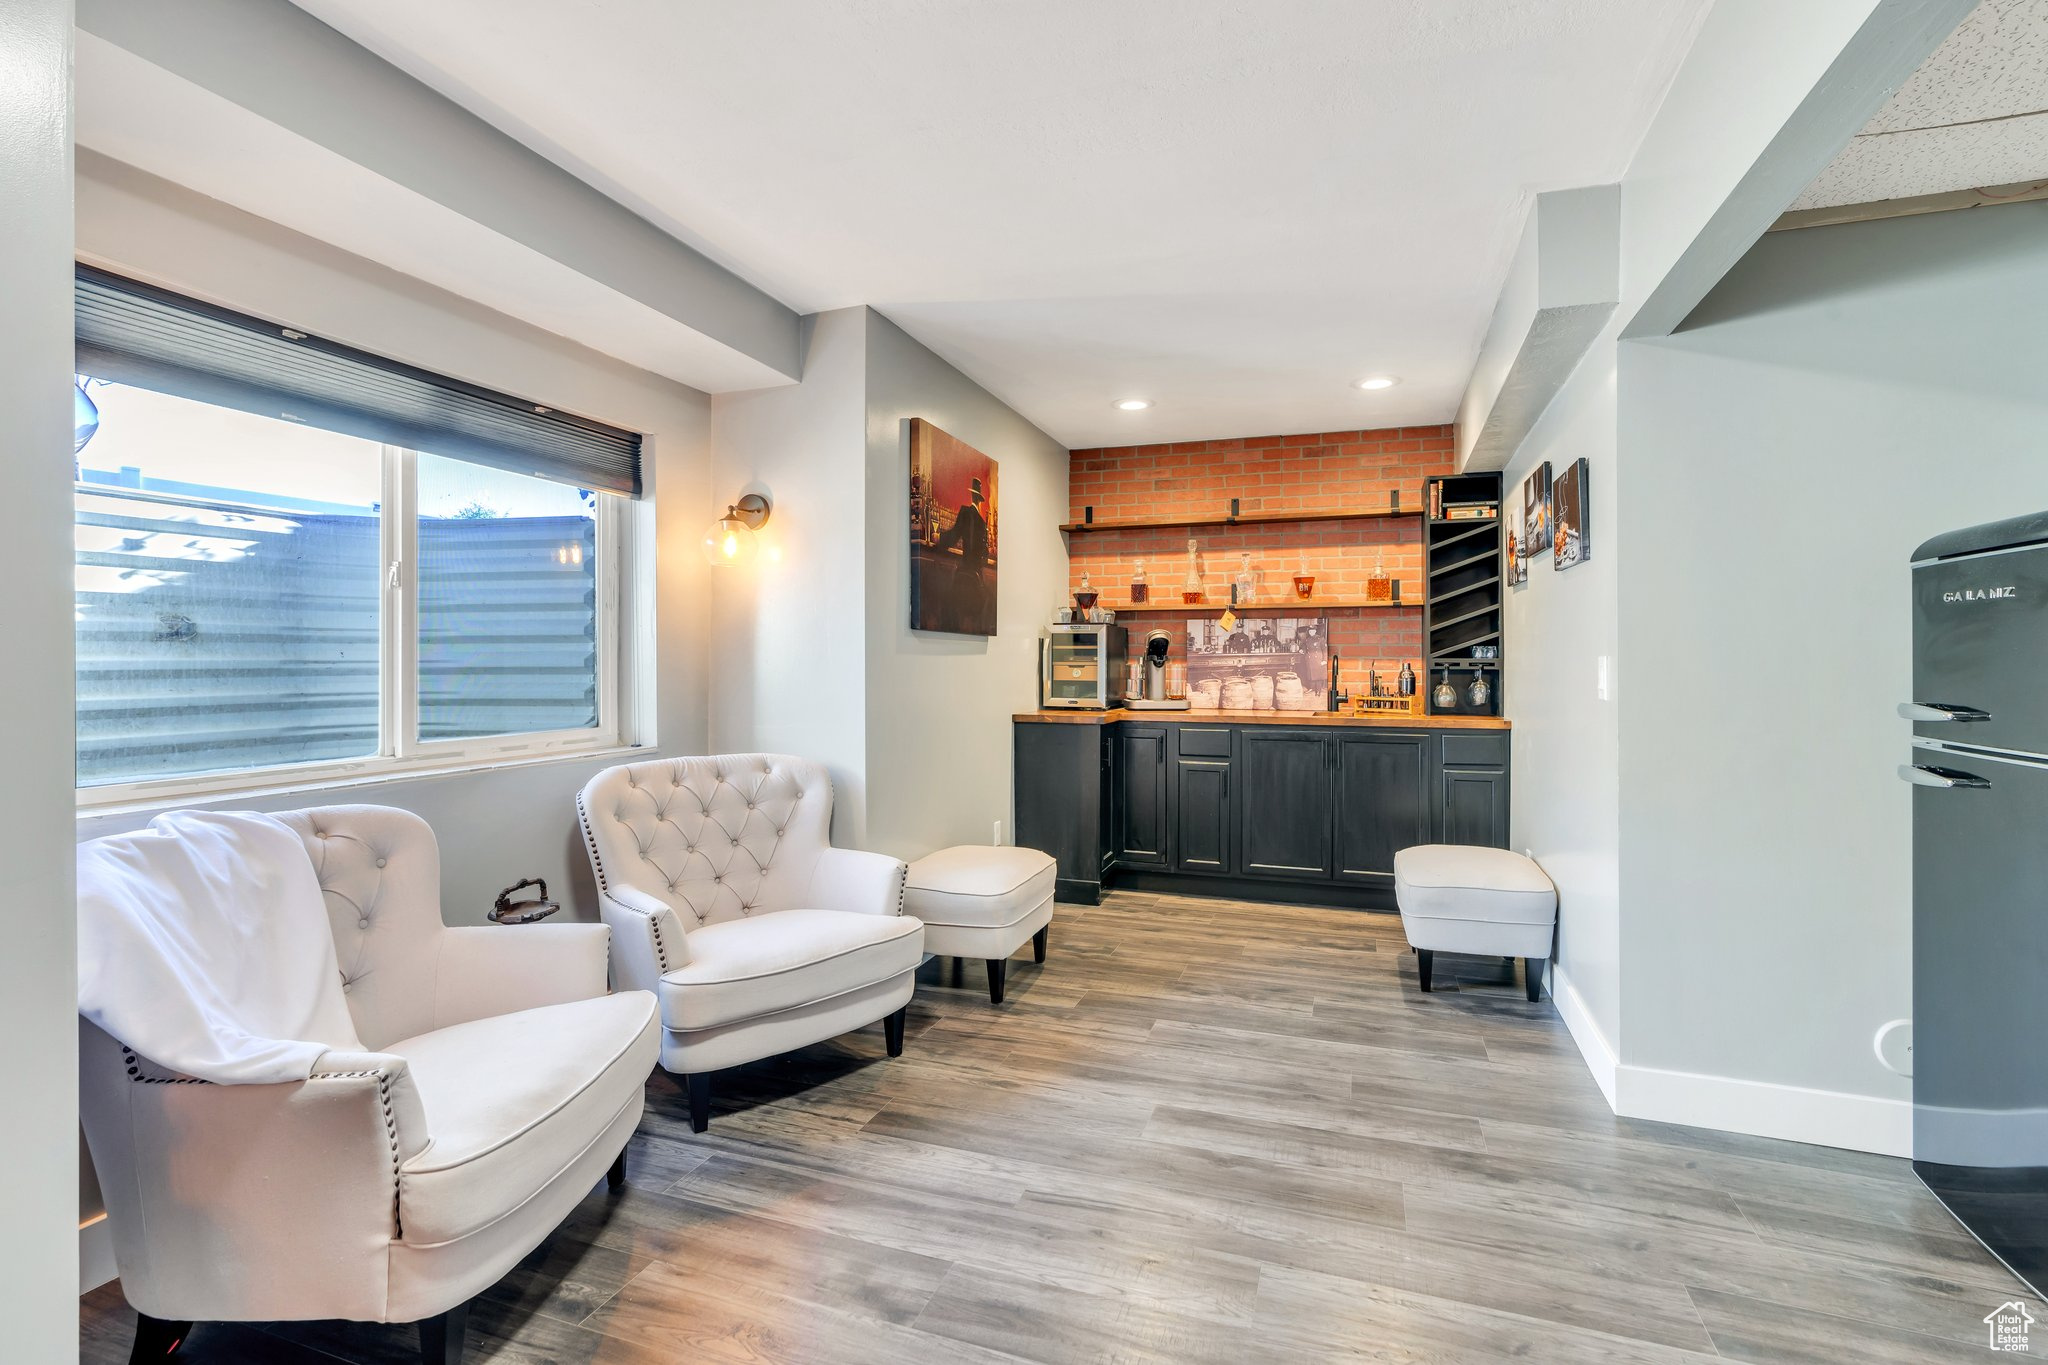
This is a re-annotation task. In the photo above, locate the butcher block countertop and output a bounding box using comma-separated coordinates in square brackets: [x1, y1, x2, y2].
[1015, 708, 1510, 730]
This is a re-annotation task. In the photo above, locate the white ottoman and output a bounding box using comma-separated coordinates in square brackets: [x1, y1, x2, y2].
[1393, 845, 1557, 1000]
[905, 846, 1056, 1004]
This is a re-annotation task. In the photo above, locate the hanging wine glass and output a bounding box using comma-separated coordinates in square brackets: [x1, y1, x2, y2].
[1468, 671, 1491, 708]
[1432, 669, 1457, 709]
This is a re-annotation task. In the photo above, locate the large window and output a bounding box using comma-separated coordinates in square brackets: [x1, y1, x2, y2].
[74, 378, 625, 798]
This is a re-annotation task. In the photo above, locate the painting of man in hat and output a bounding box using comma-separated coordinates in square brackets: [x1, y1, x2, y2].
[909, 418, 999, 635]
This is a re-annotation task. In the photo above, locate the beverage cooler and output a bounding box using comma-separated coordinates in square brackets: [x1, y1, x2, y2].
[1903, 509, 2048, 1296]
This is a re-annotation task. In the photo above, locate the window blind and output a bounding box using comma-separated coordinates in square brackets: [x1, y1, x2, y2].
[74, 265, 643, 497]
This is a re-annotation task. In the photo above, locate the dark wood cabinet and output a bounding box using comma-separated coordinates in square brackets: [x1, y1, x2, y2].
[1017, 717, 1511, 910]
[1440, 766, 1509, 848]
[1174, 757, 1233, 873]
[1238, 729, 1335, 878]
[1335, 731, 1432, 884]
[1114, 726, 1169, 867]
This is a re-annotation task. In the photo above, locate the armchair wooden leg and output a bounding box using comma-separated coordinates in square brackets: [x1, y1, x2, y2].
[685, 1072, 711, 1134]
[1524, 958, 1544, 1002]
[1416, 948, 1434, 993]
[128, 1313, 191, 1362]
[1032, 924, 1049, 964]
[987, 958, 1007, 1005]
[417, 1300, 470, 1365]
[950, 956, 964, 988]
[884, 1004, 907, 1057]
[607, 1147, 627, 1190]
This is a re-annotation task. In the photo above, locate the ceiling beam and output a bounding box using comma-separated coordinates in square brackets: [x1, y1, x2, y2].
[1624, 0, 1978, 340]
[76, 0, 803, 382]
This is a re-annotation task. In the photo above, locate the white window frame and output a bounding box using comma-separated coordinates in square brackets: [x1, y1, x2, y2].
[76, 444, 634, 810]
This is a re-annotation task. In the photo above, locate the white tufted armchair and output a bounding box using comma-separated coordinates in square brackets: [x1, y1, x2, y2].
[78, 805, 659, 1365]
[576, 755, 922, 1131]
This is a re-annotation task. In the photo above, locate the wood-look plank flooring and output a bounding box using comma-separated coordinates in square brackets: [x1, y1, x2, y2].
[81, 890, 2027, 1363]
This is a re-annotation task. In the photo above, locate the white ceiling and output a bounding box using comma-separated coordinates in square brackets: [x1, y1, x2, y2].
[274, 0, 1709, 448]
[1793, 0, 2048, 211]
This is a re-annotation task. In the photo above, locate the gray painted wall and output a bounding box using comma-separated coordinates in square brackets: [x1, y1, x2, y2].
[707, 307, 1068, 860]
[1618, 201, 2048, 1100]
[3, 0, 81, 1347]
[862, 310, 1070, 860]
[709, 309, 873, 844]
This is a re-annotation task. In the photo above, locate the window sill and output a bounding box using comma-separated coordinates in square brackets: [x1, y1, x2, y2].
[76, 743, 653, 822]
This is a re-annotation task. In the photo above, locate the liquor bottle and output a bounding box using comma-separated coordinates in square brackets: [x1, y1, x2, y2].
[1130, 560, 1149, 604]
[1292, 552, 1315, 600]
[1234, 553, 1256, 605]
[1182, 539, 1204, 604]
[1366, 549, 1393, 602]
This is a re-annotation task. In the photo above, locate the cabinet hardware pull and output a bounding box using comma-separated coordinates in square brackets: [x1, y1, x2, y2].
[1897, 763, 1991, 789]
[1898, 702, 1991, 723]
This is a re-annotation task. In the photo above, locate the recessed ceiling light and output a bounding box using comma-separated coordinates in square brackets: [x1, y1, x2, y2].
[1115, 398, 1152, 411]
[1357, 376, 1399, 391]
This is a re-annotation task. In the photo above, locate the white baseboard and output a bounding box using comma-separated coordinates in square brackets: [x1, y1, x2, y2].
[1615, 1064, 1913, 1158]
[1545, 965, 1910, 1157]
[1547, 962, 1618, 1109]
[80, 1213, 115, 1294]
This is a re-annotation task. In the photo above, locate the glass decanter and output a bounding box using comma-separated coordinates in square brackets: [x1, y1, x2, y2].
[1181, 539, 1204, 603]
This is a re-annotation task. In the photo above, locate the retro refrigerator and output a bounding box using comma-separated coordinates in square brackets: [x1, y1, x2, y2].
[1903, 509, 2048, 1296]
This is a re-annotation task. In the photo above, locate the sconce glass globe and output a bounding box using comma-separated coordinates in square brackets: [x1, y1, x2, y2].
[703, 512, 756, 567]
[702, 493, 771, 567]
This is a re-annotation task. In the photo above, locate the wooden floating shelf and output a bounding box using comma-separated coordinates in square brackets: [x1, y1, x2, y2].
[1061, 506, 1419, 534]
[1089, 596, 1419, 615]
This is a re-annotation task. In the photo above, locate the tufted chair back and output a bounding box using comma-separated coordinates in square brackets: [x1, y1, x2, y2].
[578, 754, 835, 929]
[272, 805, 445, 1052]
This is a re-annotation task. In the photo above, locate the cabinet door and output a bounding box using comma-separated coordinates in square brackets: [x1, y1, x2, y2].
[1335, 731, 1431, 883]
[1238, 729, 1334, 878]
[1174, 758, 1232, 873]
[1014, 723, 1106, 901]
[1115, 726, 1169, 867]
[1440, 767, 1509, 848]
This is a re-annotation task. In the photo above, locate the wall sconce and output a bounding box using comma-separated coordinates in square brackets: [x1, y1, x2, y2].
[702, 492, 771, 567]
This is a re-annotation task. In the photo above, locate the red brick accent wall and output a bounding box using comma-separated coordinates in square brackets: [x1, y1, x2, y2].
[1065, 426, 1455, 691]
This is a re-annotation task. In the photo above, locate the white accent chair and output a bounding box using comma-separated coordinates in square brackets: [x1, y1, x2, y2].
[1393, 844, 1557, 1001]
[78, 805, 659, 1365]
[576, 754, 921, 1132]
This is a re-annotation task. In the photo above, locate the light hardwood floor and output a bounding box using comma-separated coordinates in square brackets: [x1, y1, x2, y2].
[82, 890, 2025, 1363]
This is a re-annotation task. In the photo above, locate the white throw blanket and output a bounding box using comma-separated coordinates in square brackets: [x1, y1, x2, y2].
[78, 810, 364, 1084]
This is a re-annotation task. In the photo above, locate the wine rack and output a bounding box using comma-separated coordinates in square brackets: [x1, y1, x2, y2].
[1422, 472, 1504, 717]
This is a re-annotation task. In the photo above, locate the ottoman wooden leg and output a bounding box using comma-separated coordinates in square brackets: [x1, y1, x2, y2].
[951, 956, 964, 988]
[1416, 949, 1433, 993]
[987, 958, 1007, 1004]
[1524, 958, 1543, 1002]
[1033, 925, 1049, 963]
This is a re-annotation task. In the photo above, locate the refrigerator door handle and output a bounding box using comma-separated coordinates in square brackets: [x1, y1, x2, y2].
[1898, 763, 1993, 790]
[1898, 701, 1992, 723]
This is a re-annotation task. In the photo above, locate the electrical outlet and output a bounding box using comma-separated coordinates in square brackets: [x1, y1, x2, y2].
[993, 819, 1005, 846]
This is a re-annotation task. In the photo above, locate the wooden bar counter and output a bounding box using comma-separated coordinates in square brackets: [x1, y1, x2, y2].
[1014, 708, 1511, 909]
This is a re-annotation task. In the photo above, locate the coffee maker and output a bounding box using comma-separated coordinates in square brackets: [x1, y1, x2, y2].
[1127, 628, 1189, 711]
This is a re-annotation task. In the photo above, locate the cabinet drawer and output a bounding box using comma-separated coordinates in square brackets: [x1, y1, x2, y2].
[1440, 733, 1507, 769]
[1176, 726, 1234, 758]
